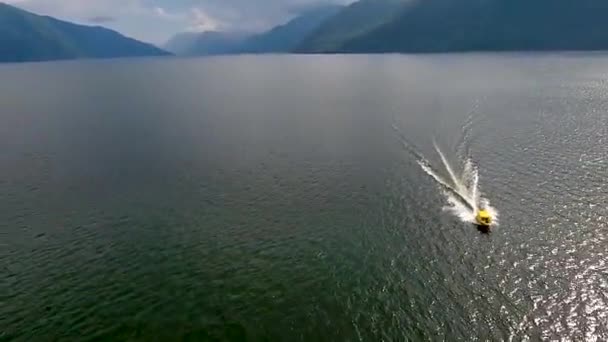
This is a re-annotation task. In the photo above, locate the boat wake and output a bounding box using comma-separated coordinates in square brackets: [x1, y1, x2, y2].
[393, 122, 498, 226]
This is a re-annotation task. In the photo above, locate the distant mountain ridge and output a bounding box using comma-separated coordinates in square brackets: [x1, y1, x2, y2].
[235, 5, 343, 53]
[295, 0, 409, 53]
[165, 5, 343, 56]
[164, 31, 250, 56]
[337, 0, 608, 53]
[0, 2, 169, 63]
[6, 0, 608, 63]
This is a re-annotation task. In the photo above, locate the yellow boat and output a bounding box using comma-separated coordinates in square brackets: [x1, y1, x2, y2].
[475, 209, 492, 228]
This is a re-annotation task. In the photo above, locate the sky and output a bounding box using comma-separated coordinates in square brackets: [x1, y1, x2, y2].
[5, 0, 356, 45]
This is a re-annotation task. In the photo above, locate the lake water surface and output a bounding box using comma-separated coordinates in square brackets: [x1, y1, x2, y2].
[2, 54, 608, 340]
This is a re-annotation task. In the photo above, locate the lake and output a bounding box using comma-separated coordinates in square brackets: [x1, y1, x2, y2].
[2, 54, 608, 341]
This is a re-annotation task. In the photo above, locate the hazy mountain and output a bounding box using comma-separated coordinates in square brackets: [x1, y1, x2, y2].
[0, 3, 169, 63]
[236, 5, 343, 53]
[342, 0, 608, 53]
[163, 31, 251, 56]
[163, 32, 200, 55]
[166, 5, 342, 56]
[295, 0, 408, 53]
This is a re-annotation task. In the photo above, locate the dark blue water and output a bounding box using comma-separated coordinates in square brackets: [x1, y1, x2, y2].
[2, 54, 608, 341]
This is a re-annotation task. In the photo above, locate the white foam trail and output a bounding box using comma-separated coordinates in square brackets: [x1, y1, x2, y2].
[390, 120, 497, 226]
[462, 158, 479, 206]
[456, 100, 481, 160]
[420, 143, 498, 226]
[433, 141, 463, 190]
[417, 160, 461, 198]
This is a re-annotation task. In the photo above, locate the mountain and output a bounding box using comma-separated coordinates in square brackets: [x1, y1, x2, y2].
[295, 0, 409, 53]
[342, 0, 608, 53]
[163, 31, 251, 56]
[163, 32, 200, 55]
[165, 5, 342, 56]
[236, 5, 343, 53]
[0, 3, 169, 63]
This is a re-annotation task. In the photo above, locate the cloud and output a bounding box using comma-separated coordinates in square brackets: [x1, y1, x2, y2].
[153, 6, 182, 21]
[286, 0, 344, 15]
[4, 0, 139, 20]
[188, 7, 224, 32]
[3, 0, 357, 43]
[88, 15, 116, 23]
